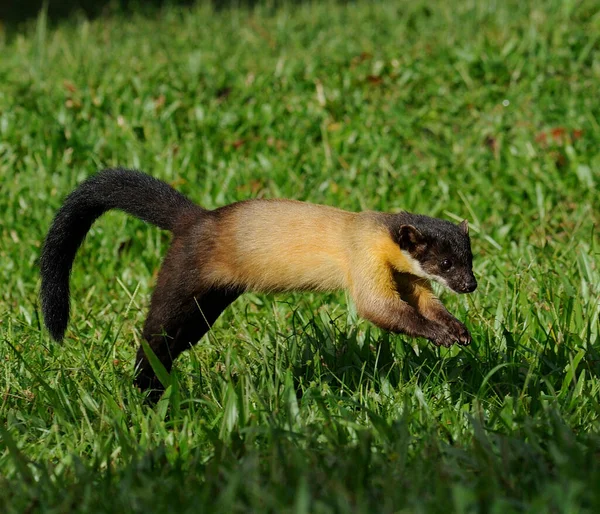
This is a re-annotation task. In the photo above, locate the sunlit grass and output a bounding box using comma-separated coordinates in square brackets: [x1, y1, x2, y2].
[1, 0, 599, 512]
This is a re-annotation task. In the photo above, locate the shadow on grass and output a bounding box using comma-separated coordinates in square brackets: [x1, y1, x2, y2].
[0, 0, 183, 24]
[287, 313, 600, 412]
[0, 0, 339, 25]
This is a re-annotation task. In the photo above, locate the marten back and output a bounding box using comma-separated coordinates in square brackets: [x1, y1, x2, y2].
[204, 200, 358, 292]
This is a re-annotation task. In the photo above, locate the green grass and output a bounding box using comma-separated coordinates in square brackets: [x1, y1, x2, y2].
[1, 0, 600, 511]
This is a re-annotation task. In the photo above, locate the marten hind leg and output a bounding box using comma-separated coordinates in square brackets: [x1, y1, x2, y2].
[135, 288, 240, 401]
[133, 235, 240, 401]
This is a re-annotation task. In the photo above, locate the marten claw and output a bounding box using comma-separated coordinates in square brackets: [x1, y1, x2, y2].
[458, 332, 472, 346]
[429, 329, 457, 348]
[448, 320, 471, 346]
[430, 320, 471, 348]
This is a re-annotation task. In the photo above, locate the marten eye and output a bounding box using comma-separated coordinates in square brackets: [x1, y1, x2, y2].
[440, 259, 453, 272]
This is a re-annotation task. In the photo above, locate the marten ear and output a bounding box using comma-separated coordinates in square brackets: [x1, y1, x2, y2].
[398, 225, 426, 252]
[459, 219, 469, 235]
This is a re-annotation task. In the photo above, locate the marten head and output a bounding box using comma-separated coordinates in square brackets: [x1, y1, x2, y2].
[393, 213, 477, 294]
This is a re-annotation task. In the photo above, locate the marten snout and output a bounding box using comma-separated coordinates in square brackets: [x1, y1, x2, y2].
[458, 277, 477, 294]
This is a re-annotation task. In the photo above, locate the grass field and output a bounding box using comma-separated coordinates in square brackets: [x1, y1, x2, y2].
[1, 0, 600, 512]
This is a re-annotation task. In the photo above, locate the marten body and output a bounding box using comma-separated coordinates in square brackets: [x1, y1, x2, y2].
[40, 169, 477, 399]
[202, 200, 353, 292]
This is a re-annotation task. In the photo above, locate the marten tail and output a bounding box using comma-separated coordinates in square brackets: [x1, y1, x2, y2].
[40, 168, 203, 341]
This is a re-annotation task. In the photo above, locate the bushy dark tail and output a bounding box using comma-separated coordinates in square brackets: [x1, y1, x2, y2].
[40, 168, 203, 341]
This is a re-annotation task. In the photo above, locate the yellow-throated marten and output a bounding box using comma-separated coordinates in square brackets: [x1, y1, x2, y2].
[40, 169, 477, 398]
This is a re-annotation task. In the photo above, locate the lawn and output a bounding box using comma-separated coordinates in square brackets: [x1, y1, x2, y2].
[1, 0, 599, 512]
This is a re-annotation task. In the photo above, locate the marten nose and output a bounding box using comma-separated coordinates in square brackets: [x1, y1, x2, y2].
[463, 278, 477, 293]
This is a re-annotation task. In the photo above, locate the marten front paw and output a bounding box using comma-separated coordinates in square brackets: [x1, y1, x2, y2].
[428, 326, 458, 348]
[446, 319, 471, 346]
[428, 320, 471, 348]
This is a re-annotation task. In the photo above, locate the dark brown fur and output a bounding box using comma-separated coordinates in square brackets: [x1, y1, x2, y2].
[134, 214, 242, 401]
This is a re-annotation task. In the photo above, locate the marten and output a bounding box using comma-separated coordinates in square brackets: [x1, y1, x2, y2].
[40, 168, 477, 398]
